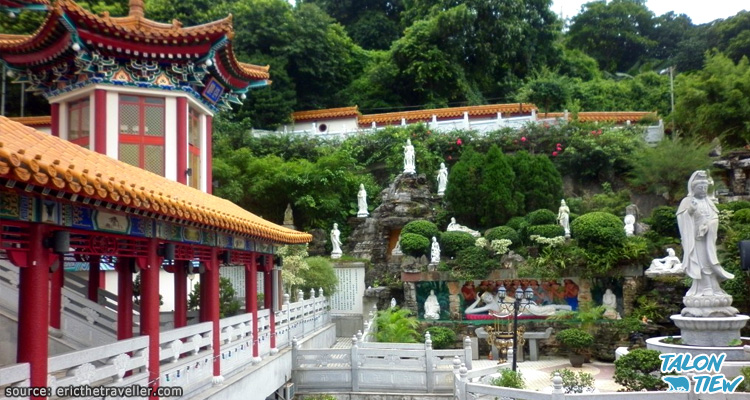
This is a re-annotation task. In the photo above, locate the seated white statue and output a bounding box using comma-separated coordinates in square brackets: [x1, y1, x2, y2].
[424, 290, 440, 320]
[464, 292, 570, 317]
[447, 217, 481, 238]
[624, 214, 635, 236]
[646, 248, 683, 276]
[602, 288, 621, 320]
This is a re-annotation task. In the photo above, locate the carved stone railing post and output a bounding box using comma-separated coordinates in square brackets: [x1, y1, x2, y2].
[551, 372, 565, 400]
[425, 332, 434, 393]
[452, 356, 462, 398]
[457, 364, 468, 400]
[356, 330, 363, 342]
[463, 336, 473, 370]
[285, 294, 292, 347]
[291, 338, 299, 376]
[351, 335, 359, 392]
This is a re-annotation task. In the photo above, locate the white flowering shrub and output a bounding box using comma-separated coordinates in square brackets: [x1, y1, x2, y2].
[489, 239, 512, 255]
[530, 235, 566, 248]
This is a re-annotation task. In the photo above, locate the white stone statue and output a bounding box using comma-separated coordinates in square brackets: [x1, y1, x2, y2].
[436, 162, 448, 196]
[390, 298, 397, 309]
[646, 248, 683, 276]
[424, 290, 440, 320]
[283, 203, 295, 228]
[557, 199, 570, 237]
[357, 184, 369, 218]
[602, 289, 621, 319]
[464, 292, 570, 317]
[447, 217, 481, 238]
[677, 170, 734, 300]
[624, 213, 635, 236]
[430, 236, 441, 264]
[391, 234, 403, 256]
[403, 139, 416, 174]
[330, 223, 342, 259]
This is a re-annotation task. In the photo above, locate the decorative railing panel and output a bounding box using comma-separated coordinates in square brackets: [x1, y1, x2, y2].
[63, 271, 141, 323]
[158, 322, 213, 392]
[219, 313, 255, 377]
[0, 363, 30, 400]
[61, 287, 119, 345]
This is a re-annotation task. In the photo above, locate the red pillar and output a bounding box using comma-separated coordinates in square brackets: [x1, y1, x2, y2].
[50, 103, 60, 137]
[117, 258, 133, 340]
[245, 254, 259, 360]
[16, 224, 53, 398]
[138, 239, 161, 397]
[94, 89, 107, 155]
[263, 257, 276, 351]
[201, 248, 222, 382]
[49, 265, 64, 330]
[173, 261, 188, 328]
[176, 97, 188, 185]
[88, 255, 100, 302]
[206, 115, 213, 194]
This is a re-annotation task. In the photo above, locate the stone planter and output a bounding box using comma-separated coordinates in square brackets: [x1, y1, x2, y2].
[569, 353, 585, 367]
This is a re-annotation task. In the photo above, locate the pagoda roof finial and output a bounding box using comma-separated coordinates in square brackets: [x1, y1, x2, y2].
[129, 0, 144, 18]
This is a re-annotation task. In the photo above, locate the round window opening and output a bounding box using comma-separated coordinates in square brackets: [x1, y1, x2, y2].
[318, 123, 328, 133]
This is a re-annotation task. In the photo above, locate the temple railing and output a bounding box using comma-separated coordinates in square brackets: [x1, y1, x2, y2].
[46, 336, 150, 399]
[158, 321, 213, 393]
[0, 363, 30, 400]
[219, 313, 254, 377]
[63, 271, 141, 323]
[60, 286, 119, 345]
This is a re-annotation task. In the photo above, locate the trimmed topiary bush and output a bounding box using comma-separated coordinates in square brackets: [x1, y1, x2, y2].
[402, 220, 440, 240]
[425, 326, 456, 349]
[556, 328, 594, 354]
[733, 208, 750, 224]
[440, 231, 477, 257]
[491, 369, 525, 389]
[526, 224, 565, 239]
[614, 349, 668, 391]
[485, 226, 520, 245]
[454, 246, 495, 279]
[400, 233, 430, 257]
[506, 216, 528, 231]
[571, 212, 625, 248]
[526, 209, 557, 226]
[648, 206, 679, 238]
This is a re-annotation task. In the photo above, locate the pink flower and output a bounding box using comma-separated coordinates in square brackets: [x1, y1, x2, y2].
[552, 151, 558, 156]
[456, 138, 463, 145]
[598, 129, 602, 134]
[591, 130, 596, 135]
[556, 143, 561, 147]
[448, 155, 452, 160]
[521, 137, 527, 142]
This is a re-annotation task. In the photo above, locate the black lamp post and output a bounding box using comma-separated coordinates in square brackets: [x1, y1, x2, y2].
[497, 285, 535, 371]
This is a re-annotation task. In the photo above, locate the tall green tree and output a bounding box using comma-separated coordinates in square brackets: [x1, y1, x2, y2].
[479, 145, 521, 227]
[444, 147, 485, 228]
[511, 151, 563, 214]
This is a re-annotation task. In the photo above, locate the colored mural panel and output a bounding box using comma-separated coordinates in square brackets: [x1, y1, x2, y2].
[130, 217, 154, 237]
[66, 205, 95, 229]
[183, 227, 201, 243]
[0, 191, 21, 219]
[94, 210, 130, 233]
[40, 199, 61, 224]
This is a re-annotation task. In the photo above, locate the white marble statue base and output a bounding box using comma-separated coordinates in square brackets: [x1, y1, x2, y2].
[331, 251, 342, 259]
[357, 212, 369, 218]
[671, 314, 749, 347]
[681, 294, 739, 317]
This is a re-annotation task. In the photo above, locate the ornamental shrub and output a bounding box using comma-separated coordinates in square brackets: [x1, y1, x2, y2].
[647, 206, 679, 238]
[485, 226, 520, 245]
[506, 216, 528, 231]
[425, 326, 456, 349]
[510, 151, 564, 214]
[454, 246, 496, 279]
[400, 233, 430, 257]
[402, 220, 440, 240]
[526, 209, 557, 226]
[491, 369, 525, 389]
[440, 231, 477, 257]
[571, 212, 625, 248]
[614, 349, 668, 391]
[526, 224, 565, 239]
[733, 208, 750, 225]
[556, 328, 594, 353]
[552, 369, 595, 394]
[724, 201, 750, 212]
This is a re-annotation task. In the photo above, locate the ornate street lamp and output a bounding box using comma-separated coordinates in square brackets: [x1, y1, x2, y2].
[496, 285, 535, 371]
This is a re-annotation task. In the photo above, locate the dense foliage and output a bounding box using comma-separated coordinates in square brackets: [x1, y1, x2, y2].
[402, 220, 440, 240]
[614, 349, 668, 391]
[425, 326, 456, 349]
[439, 231, 477, 258]
[375, 307, 420, 343]
[400, 233, 431, 257]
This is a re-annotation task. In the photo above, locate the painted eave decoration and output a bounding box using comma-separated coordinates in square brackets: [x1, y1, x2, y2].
[0, 117, 312, 244]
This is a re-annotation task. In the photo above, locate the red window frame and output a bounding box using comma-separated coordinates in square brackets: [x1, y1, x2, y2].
[118, 95, 165, 174]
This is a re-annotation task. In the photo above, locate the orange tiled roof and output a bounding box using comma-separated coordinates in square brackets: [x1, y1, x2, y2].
[543, 111, 657, 123]
[0, 117, 310, 244]
[9, 116, 51, 127]
[358, 103, 536, 125]
[292, 106, 360, 122]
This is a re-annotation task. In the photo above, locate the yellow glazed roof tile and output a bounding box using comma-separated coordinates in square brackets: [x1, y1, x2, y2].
[292, 106, 360, 122]
[0, 117, 311, 244]
[543, 111, 657, 123]
[358, 103, 536, 125]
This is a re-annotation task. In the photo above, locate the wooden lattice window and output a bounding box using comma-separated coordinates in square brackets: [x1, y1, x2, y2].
[68, 98, 90, 149]
[118, 95, 165, 175]
[188, 108, 201, 189]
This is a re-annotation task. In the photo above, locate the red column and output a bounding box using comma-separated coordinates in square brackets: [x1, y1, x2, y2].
[94, 89, 107, 155]
[201, 248, 222, 382]
[51, 103, 60, 137]
[173, 261, 187, 328]
[176, 97, 188, 185]
[263, 258, 276, 351]
[139, 239, 161, 397]
[206, 115, 213, 194]
[245, 255, 259, 360]
[88, 255, 100, 302]
[16, 224, 52, 398]
[49, 265, 64, 330]
[117, 258, 133, 340]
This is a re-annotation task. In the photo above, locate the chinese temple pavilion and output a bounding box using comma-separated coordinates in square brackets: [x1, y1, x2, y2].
[0, 0, 313, 398]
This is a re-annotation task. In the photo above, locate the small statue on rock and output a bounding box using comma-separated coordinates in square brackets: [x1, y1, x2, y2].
[602, 289, 621, 320]
[424, 290, 440, 320]
[447, 217, 481, 238]
[437, 162, 448, 196]
[357, 184, 369, 218]
[403, 139, 416, 174]
[430, 236, 441, 265]
[645, 248, 682, 276]
[330, 223, 342, 259]
[624, 212, 635, 236]
[557, 199, 570, 237]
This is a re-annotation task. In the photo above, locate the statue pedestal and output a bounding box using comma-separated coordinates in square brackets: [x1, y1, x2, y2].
[331, 251, 342, 259]
[356, 212, 369, 218]
[681, 294, 739, 317]
[671, 314, 749, 347]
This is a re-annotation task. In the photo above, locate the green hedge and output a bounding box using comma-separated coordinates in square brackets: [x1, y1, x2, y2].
[648, 206, 679, 238]
[733, 208, 750, 224]
[506, 216, 528, 231]
[614, 349, 668, 391]
[455, 246, 495, 279]
[526, 224, 565, 239]
[485, 226, 520, 245]
[571, 212, 625, 248]
[400, 233, 430, 257]
[526, 209, 557, 226]
[425, 326, 456, 349]
[402, 220, 440, 240]
[439, 231, 477, 257]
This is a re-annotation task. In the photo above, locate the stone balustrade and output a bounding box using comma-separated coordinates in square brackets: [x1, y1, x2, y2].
[0, 363, 30, 399]
[219, 314, 255, 376]
[63, 271, 141, 323]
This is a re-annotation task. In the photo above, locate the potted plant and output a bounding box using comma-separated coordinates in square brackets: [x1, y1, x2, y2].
[556, 328, 594, 367]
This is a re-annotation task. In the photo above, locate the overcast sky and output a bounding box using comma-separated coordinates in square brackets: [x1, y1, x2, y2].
[551, 0, 748, 25]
